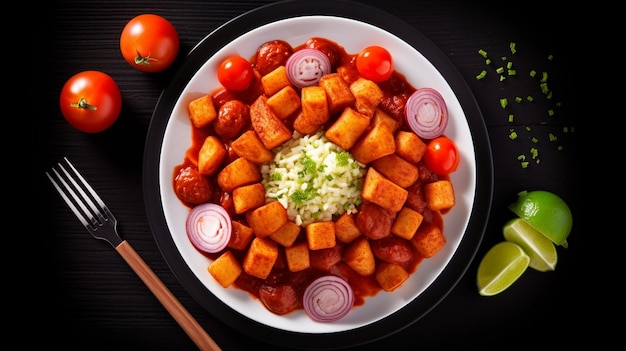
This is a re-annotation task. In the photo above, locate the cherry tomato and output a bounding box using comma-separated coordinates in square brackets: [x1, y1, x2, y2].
[120, 14, 179, 72]
[355, 45, 394, 82]
[423, 136, 460, 176]
[217, 55, 254, 91]
[59, 71, 122, 133]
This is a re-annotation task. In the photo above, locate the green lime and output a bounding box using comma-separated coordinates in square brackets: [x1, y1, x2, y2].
[508, 190, 573, 247]
[503, 218, 557, 272]
[477, 241, 530, 296]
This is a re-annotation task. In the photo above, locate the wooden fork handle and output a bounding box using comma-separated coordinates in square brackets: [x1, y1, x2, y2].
[115, 240, 221, 351]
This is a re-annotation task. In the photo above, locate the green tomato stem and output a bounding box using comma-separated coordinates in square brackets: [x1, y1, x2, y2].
[71, 98, 97, 110]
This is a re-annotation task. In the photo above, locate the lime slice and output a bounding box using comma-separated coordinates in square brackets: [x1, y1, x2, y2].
[503, 218, 557, 272]
[477, 241, 530, 296]
[508, 190, 573, 247]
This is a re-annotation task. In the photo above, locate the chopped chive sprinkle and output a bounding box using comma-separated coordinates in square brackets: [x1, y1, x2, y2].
[515, 96, 522, 103]
[548, 54, 554, 60]
[506, 62, 513, 69]
[501, 56, 507, 61]
[508, 114, 514, 122]
[521, 162, 529, 168]
[510, 42, 517, 54]
[485, 58, 491, 65]
[509, 130, 518, 139]
[476, 70, 487, 80]
[517, 155, 526, 161]
[531, 137, 538, 143]
[557, 145, 563, 151]
[508, 69, 516, 76]
[526, 95, 534, 102]
[549, 133, 557, 141]
[478, 49, 488, 58]
[530, 70, 537, 77]
[499, 75, 506, 81]
[496, 67, 505, 74]
[530, 147, 538, 158]
[500, 98, 508, 108]
[525, 126, 531, 132]
[548, 109, 555, 116]
[540, 72, 548, 82]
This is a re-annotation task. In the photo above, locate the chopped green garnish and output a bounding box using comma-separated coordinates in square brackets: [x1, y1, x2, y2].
[548, 109, 555, 116]
[499, 75, 506, 81]
[501, 56, 508, 61]
[521, 161, 529, 168]
[540, 72, 548, 83]
[500, 98, 508, 108]
[476, 70, 487, 80]
[300, 155, 317, 174]
[526, 95, 534, 102]
[506, 62, 513, 69]
[530, 70, 537, 77]
[557, 145, 563, 151]
[563, 126, 569, 133]
[530, 147, 538, 159]
[336, 151, 350, 166]
[509, 130, 518, 140]
[510, 42, 517, 54]
[525, 126, 531, 132]
[273, 172, 282, 181]
[508, 114, 514, 122]
[496, 67, 505, 74]
[515, 96, 522, 103]
[290, 189, 317, 204]
[540, 83, 549, 94]
[478, 49, 488, 58]
[548, 54, 554, 60]
[508, 69, 517, 76]
[517, 155, 526, 161]
[531, 137, 538, 143]
[485, 58, 492, 65]
[549, 133, 557, 141]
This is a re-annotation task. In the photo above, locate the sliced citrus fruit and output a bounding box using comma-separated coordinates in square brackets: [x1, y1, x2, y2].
[477, 241, 530, 296]
[508, 190, 573, 247]
[503, 218, 557, 272]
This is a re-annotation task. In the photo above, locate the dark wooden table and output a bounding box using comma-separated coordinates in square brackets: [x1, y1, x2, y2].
[36, 0, 583, 349]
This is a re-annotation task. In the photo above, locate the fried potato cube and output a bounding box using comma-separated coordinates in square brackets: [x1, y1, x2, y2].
[424, 180, 455, 211]
[208, 251, 242, 288]
[230, 130, 275, 164]
[228, 221, 255, 251]
[372, 108, 400, 134]
[361, 167, 408, 213]
[395, 130, 427, 163]
[350, 121, 395, 164]
[284, 241, 310, 272]
[305, 221, 336, 250]
[187, 94, 217, 128]
[391, 207, 424, 240]
[250, 95, 293, 149]
[334, 212, 361, 243]
[371, 154, 419, 188]
[242, 237, 279, 279]
[245, 200, 288, 238]
[198, 135, 227, 176]
[344, 237, 375, 276]
[350, 77, 383, 117]
[318, 73, 355, 115]
[375, 262, 409, 291]
[269, 221, 301, 247]
[292, 110, 321, 135]
[325, 107, 370, 150]
[217, 156, 261, 193]
[267, 85, 301, 120]
[261, 65, 291, 96]
[301, 86, 329, 126]
[232, 182, 266, 214]
[410, 222, 446, 258]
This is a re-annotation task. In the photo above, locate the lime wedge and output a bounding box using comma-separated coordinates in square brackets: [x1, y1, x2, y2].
[477, 241, 530, 296]
[503, 218, 557, 272]
[508, 190, 572, 247]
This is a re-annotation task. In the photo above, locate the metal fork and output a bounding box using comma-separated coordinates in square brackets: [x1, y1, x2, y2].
[47, 157, 221, 351]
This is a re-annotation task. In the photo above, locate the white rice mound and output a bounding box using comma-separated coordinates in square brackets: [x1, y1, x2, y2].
[261, 130, 366, 226]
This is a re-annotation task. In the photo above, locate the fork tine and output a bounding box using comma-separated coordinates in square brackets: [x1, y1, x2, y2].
[46, 169, 91, 228]
[58, 157, 108, 225]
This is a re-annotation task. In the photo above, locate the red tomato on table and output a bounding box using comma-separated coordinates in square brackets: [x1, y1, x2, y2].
[120, 14, 180, 72]
[59, 71, 122, 133]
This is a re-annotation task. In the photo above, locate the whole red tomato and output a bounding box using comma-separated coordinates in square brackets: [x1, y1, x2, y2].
[423, 136, 460, 176]
[120, 14, 179, 72]
[217, 55, 254, 91]
[355, 45, 394, 82]
[59, 71, 122, 133]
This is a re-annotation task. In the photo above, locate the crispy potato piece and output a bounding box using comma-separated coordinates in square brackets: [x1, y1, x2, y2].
[361, 167, 408, 213]
[325, 107, 370, 150]
[250, 95, 292, 149]
[395, 130, 427, 163]
[334, 212, 361, 243]
[305, 221, 336, 250]
[197, 135, 227, 176]
[350, 121, 395, 164]
[371, 153, 419, 188]
[230, 130, 275, 164]
[410, 222, 446, 258]
[371, 108, 400, 134]
[424, 180, 455, 211]
[391, 207, 424, 240]
[261, 65, 291, 96]
[267, 85, 301, 119]
[228, 221, 255, 251]
[318, 73, 355, 115]
[232, 182, 266, 214]
[344, 237, 375, 276]
[350, 77, 383, 117]
[216, 156, 261, 193]
[208, 251, 242, 288]
[300, 86, 329, 126]
[245, 200, 288, 238]
[375, 262, 409, 291]
[242, 237, 279, 279]
[292, 110, 320, 135]
[269, 221, 301, 247]
[284, 241, 310, 272]
[187, 94, 217, 128]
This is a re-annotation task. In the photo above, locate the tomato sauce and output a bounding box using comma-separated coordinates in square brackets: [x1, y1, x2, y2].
[173, 37, 451, 316]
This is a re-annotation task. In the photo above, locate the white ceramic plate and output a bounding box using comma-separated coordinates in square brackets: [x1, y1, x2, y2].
[144, 1, 492, 349]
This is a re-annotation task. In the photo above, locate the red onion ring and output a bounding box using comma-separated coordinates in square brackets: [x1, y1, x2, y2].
[285, 48, 331, 89]
[186, 203, 232, 253]
[303, 275, 354, 322]
[404, 87, 449, 139]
